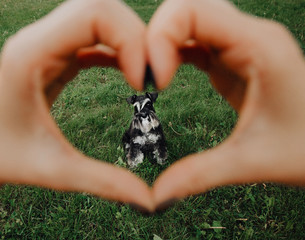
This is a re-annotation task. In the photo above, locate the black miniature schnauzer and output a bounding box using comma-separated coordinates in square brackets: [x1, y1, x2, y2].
[122, 92, 167, 168]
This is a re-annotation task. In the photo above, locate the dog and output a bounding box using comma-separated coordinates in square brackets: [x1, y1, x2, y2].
[122, 92, 167, 168]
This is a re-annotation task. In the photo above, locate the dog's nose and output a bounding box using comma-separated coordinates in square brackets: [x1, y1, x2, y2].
[136, 112, 147, 118]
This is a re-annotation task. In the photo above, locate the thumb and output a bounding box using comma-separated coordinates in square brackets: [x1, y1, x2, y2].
[51, 153, 155, 213]
[153, 112, 305, 210]
[152, 136, 264, 210]
[147, 0, 242, 90]
[2, 140, 154, 212]
[0, 107, 154, 212]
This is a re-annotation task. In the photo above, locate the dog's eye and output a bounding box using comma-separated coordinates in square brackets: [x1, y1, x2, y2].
[145, 102, 152, 108]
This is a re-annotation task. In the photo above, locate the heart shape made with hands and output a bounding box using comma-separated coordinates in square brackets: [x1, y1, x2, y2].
[1, 0, 304, 214]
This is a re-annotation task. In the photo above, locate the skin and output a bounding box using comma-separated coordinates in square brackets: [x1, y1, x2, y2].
[0, 0, 153, 212]
[148, 0, 305, 208]
[0, 0, 305, 213]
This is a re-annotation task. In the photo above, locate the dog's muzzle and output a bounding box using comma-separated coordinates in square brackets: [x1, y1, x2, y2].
[135, 111, 149, 118]
[136, 111, 148, 119]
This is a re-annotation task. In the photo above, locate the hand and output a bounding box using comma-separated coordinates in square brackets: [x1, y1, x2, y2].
[148, 0, 305, 208]
[2, 0, 305, 214]
[0, 0, 154, 212]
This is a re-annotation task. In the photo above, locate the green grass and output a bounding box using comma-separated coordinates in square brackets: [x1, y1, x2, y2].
[1, 0, 305, 239]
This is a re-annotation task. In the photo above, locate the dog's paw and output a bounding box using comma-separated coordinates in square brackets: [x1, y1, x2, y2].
[127, 152, 144, 168]
[127, 162, 138, 169]
[153, 149, 167, 166]
[156, 157, 167, 166]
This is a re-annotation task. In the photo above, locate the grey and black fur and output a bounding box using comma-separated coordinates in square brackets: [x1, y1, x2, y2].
[122, 92, 167, 168]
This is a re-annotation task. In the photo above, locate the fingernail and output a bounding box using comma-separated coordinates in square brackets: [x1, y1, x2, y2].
[128, 203, 153, 216]
[144, 64, 156, 90]
[155, 198, 178, 213]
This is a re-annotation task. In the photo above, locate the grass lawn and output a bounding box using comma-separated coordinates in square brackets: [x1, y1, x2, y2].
[1, 0, 305, 239]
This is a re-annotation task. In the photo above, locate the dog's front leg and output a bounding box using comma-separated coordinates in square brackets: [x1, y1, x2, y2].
[153, 142, 167, 165]
[122, 131, 131, 154]
[127, 143, 144, 168]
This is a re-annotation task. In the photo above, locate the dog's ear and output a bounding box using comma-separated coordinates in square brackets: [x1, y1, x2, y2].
[146, 92, 158, 102]
[126, 95, 137, 104]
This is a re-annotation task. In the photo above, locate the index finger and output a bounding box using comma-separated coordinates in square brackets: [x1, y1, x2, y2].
[147, 0, 255, 89]
[1, 0, 146, 91]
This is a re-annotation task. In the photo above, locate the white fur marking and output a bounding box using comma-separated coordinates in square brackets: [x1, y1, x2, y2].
[153, 149, 166, 165]
[141, 99, 151, 110]
[133, 136, 146, 145]
[140, 117, 151, 133]
[147, 134, 160, 144]
[136, 115, 160, 133]
[153, 149, 159, 159]
[135, 152, 144, 163]
[133, 102, 140, 112]
[133, 152, 144, 167]
[127, 152, 144, 168]
[150, 117, 160, 129]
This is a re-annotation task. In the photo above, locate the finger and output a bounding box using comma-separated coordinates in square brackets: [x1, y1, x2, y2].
[152, 136, 267, 210]
[43, 155, 154, 213]
[1, 0, 146, 98]
[179, 40, 210, 70]
[0, 126, 154, 212]
[71, 157, 154, 212]
[147, 0, 265, 111]
[148, 0, 304, 109]
[147, 0, 243, 89]
[152, 144, 235, 209]
[45, 44, 119, 105]
[77, 44, 118, 69]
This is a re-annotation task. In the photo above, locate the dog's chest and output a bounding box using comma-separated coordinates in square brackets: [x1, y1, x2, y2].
[133, 132, 160, 146]
[132, 115, 160, 133]
[141, 117, 159, 133]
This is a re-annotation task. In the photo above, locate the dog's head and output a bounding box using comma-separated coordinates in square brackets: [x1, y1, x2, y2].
[126, 92, 159, 132]
[126, 92, 158, 117]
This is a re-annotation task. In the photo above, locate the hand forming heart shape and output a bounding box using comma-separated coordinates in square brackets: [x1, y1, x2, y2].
[0, 0, 304, 213]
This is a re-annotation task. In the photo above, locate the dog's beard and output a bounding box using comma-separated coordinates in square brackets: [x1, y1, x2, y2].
[132, 111, 160, 133]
